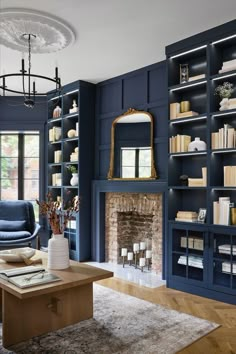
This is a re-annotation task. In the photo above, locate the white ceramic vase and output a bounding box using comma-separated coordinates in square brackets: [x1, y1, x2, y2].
[70, 173, 78, 186]
[188, 137, 206, 152]
[48, 234, 70, 270]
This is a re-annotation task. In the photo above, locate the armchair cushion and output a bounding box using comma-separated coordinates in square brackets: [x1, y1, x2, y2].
[0, 220, 27, 232]
[0, 231, 31, 240]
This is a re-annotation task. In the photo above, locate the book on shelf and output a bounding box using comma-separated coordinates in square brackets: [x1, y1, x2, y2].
[188, 178, 204, 187]
[170, 102, 180, 119]
[178, 255, 203, 269]
[176, 111, 198, 118]
[169, 134, 191, 153]
[214, 197, 231, 225]
[175, 218, 198, 222]
[223, 165, 236, 187]
[219, 244, 236, 256]
[188, 74, 205, 82]
[211, 125, 235, 149]
[180, 236, 203, 250]
[54, 150, 62, 163]
[52, 173, 62, 186]
[222, 261, 236, 274]
[49, 127, 61, 142]
[202, 167, 207, 186]
[176, 211, 198, 218]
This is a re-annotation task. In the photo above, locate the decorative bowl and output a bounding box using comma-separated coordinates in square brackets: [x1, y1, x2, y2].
[0, 248, 36, 262]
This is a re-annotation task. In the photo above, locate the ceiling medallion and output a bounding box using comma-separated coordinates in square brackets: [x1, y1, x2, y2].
[0, 8, 76, 53]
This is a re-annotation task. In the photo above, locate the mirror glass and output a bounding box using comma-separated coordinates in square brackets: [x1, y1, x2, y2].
[107, 109, 157, 180]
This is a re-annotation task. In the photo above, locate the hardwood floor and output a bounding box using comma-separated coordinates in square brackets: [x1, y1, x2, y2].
[97, 277, 236, 354]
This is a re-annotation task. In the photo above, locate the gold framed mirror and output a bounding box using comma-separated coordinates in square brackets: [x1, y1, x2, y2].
[107, 108, 157, 180]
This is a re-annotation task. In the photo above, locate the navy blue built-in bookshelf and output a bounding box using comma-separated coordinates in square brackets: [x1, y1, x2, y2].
[47, 80, 95, 261]
[166, 20, 236, 305]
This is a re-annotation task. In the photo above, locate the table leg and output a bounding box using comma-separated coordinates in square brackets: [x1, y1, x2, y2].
[2, 283, 93, 348]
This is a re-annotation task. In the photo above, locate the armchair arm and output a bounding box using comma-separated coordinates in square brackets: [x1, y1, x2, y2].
[32, 223, 41, 238]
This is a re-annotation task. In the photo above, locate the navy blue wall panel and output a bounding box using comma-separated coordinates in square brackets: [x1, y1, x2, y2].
[148, 64, 167, 104]
[95, 60, 168, 180]
[99, 80, 122, 115]
[93, 60, 168, 266]
[123, 72, 147, 109]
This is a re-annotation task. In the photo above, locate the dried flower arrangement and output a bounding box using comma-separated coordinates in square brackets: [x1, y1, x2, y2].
[215, 82, 234, 99]
[36, 193, 79, 234]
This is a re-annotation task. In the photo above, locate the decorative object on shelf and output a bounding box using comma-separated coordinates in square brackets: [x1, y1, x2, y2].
[197, 208, 207, 223]
[69, 99, 78, 114]
[36, 193, 79, 269]
[179, 175, 188, 186]
[67, 129, 76, 138]
[215, 82, 234, 111]
[218, 59, 236, 74]
[180, 101, 190, 113]
[188, 137, 206, 151]
[53, 105, 62, 118]
[120, 243, 152, 272]
[179, 64, 189, 83]
[67, 165, 78, 186]
[70, 146, 79, 161]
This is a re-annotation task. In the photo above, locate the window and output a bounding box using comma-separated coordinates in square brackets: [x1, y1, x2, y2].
[121, 147, 151, 178]
[0, 131, 40, 217]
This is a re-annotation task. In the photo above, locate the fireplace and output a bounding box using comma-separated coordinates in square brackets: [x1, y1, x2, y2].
[105, 192, 163, 273]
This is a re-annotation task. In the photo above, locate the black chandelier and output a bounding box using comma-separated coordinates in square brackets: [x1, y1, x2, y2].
[0, 33, 61, 108]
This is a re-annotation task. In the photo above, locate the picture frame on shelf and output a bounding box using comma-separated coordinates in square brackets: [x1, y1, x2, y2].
[197, 208, 206, 223]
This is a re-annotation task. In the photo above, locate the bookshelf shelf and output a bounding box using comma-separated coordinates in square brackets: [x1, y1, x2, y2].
[166, 20, 236, 304]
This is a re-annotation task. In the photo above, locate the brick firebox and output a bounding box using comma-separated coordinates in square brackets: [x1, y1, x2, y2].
[105, 192, 163, 273]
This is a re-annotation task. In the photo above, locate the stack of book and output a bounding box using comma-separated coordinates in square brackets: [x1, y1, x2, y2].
[219, 244, 236, 255]
[176, 111, 198, 119]
[169, 103, 199, 120]
[169, 134, 191, 153]
[224, 165, 236, 186]
[178, 255, 203, 269]
[222, 261, 236, 274]
[175, 211, 198, 222]
[52, 173, 62, 186]
[180, 236, 204, 250]
[70, 147, 79, 161]
[211, 124, 235, 149]
[54, 150, 62, 163]
[49, 127, 62, 142]
[188, 167, 207, 187]
[219, 59, 236, 74]
[213, 197, 233, 225]
[188, 73, 205, 82]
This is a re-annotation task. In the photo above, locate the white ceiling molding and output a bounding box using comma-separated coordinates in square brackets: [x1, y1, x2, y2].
[0, 8, 76, 53]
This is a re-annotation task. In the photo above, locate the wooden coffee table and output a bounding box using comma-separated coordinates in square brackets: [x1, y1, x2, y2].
[0, 250, 113, 348]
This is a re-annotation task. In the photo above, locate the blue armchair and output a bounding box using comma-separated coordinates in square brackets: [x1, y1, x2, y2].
[0, 201, 40, 249]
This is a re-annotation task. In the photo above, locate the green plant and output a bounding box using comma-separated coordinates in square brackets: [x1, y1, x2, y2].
[215, 82, 234, 99]
[67, 165, 77, 174]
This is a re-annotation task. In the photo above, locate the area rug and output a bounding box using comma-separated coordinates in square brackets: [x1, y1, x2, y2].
[1, 284, 219, 354]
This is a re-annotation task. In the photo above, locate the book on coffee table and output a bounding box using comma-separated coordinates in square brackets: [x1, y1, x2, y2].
[0, 266, 61, 288]
[7, 271, 61, 288]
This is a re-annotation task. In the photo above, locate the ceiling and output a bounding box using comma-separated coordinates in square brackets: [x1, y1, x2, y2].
[0, 0, 236, 94]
